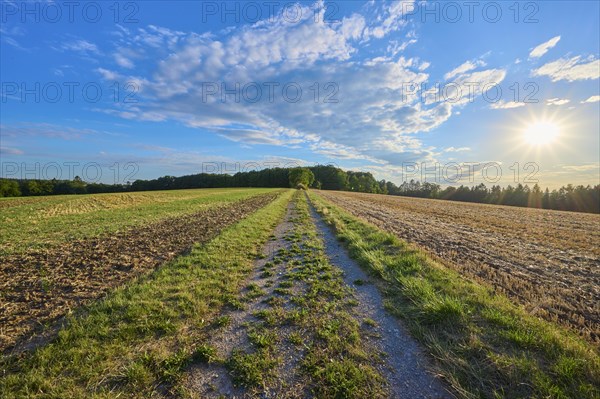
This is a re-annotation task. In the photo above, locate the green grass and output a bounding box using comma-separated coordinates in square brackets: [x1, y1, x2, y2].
[247, 327, 278, 348]
[0, 188, 279, 255]
[288, 331, 305, 346]
[0, 189, 294, 398]
[213, 315, 232, 328]
[192, 344, 219, 363]
[309, 191, 600, 399]
[226, 349, 279, 388]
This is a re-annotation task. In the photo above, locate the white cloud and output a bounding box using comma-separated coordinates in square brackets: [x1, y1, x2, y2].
[114, 48, 136, 68]
[0, 146, 24, 156]
[454, 68, 506, 87]
[115, 54, 134, 68]
[3, 37, 24, 50]
[142, 151, 312, 174]
[0, 25, 26, 37]
[61, 39, 100, 55]
[532, 56, 600, 82]
[340, 14, 366, 40]
[529, 36, 560, 59]
[0, 25, 28, 51]
[363, 1, 415, 39]
[443, 146, 471, 153]
[444, 60, 486, 80]
[0, 123, 106, 141]
[96, 68, 121, 81]
[490, 100, 526, 109]
[432, 68, 507, 106]
[581, 95, 600, 103]
[546, 98, 570, 106]
[89, 1, 512, 169]
[562, 163, 599, 172]
[386, 38, 417, 57]
[213, 128, 287, 146]
[131, 25, 186, 49]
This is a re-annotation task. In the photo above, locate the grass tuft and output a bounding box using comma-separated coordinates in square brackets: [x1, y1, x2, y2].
[226, 349, 278, 388]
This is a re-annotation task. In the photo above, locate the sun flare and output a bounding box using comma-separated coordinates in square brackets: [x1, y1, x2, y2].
[523, 121, 560, 146]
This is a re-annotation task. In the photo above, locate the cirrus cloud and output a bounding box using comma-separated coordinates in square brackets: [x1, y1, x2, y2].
[581, 95, 600, 103]
[532, 56, 600, 82]
[529, 36, 560, 59]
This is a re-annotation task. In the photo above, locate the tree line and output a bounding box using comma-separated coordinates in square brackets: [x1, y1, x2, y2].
[385, 179, 600, 214]
[1, 165, 598, 213]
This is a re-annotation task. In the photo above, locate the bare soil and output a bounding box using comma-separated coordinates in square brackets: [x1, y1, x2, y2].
[316, 190, 600, 342]
[0, 193, 278, 353]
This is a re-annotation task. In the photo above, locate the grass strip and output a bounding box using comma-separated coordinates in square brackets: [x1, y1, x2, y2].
[309, 191, 600, 399]
[291, 192, 386, 398]
[0, 189, 293, 398]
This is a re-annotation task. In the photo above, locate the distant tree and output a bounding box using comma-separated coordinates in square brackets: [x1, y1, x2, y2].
[470, 183, 488, 203]
[378, 180, 388, 194]
[542, 188, 550, 209]
[346, 171, 379, 193]
[386, 181, 398, 195]
[309, 165, 348, 190]
[348, 174, 359, 191]
[24, 180, 42, 196]
[529, 184, 542, 208]
[422, 182, 441, 198]
[288, 168, 315, 189]
[71, 176, 87, 194]
[440, 186, 457, 199]
[487, 185, 502, 204]
[0, 179, 21, 197]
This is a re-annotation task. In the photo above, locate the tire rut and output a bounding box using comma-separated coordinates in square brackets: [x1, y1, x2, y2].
[184, 200, 305, 398]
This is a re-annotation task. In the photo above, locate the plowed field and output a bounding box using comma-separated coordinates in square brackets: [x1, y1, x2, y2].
[0, 191, 279, 351]
[316, 190, 600, 342]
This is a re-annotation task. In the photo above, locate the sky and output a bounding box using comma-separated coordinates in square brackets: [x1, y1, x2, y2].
[1, 0, 599, 188]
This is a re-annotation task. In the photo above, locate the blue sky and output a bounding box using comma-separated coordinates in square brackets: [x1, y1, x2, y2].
[1, 0, 599, 188]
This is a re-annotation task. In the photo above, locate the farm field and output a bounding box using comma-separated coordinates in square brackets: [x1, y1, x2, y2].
[0, 188, 281, 351]
[1, 188, 599, 399]
[0, 188, 276, 255]
[316, 190, 600, 342]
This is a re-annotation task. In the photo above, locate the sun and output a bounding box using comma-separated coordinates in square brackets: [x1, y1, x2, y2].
[523, 121, 560, 146]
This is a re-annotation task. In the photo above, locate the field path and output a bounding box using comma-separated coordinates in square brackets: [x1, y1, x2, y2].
[306, 194, 449, 398]
[184, 193, 449, 398]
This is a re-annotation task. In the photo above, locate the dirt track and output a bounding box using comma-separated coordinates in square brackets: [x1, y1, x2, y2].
[317, 190, 600, 342]
[0, 193, 278, 352]
[185, 194, 448, 398]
